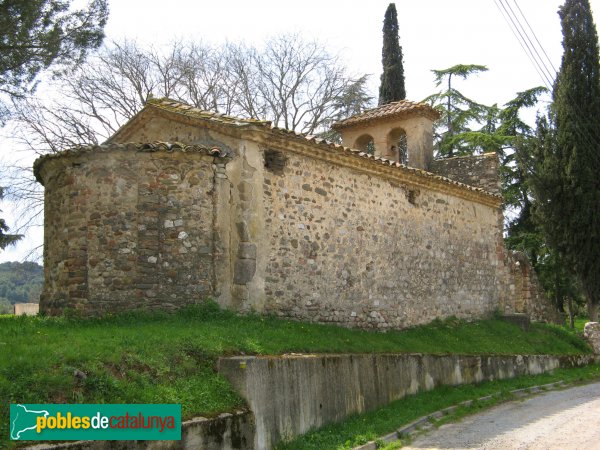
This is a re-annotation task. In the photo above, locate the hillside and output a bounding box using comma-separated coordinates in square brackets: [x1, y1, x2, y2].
[0, 261, 43, 314]
[0, 303, 595, 448]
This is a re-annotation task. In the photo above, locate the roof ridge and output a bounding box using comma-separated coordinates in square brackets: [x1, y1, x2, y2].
[332, 99, 440, 130]
[147, 97, 273, 127]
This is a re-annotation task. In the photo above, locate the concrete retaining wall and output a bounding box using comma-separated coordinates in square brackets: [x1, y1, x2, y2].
[218, 353, 597, 450]
[24, 353, 597, 450]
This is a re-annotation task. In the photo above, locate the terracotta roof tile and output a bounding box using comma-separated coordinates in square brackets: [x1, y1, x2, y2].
[33, 141, 227, 184]
[331, 100, 440, 130]
[42, 99, 499, 205]
[147, 98, 272, 128]
[138, 100, 499, 201]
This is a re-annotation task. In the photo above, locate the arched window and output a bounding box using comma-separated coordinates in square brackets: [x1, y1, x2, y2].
[354, 134, 375, 155]
[388, 128, 408, 164]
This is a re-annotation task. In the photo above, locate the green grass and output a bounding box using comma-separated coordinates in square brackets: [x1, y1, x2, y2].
[0, 302, 593, 448]
[573, 317, 589, 332]
[276, 363, 600, 450]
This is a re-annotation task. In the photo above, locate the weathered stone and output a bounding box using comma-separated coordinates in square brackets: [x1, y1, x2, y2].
[35, 99, 556, 328]
[234, 259, 256, 285]
[584, 322, 600, 354]
[238, 243, 257, 260]
[430, 153, 501, 195]
[236, 221, 250, 242]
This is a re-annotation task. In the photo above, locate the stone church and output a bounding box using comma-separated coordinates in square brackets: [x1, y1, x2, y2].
[34, 98, 560, 328]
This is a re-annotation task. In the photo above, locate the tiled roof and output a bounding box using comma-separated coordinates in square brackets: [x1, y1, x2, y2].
[33, 141, 226, 184]
[36, 99, 501, 206]
[146, 98, 272, 128]
[332, 100, 440, 130]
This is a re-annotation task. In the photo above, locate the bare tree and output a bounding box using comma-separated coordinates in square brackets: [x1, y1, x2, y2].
[251, 34, 359, 134]
[11, 34, 372, 151]
[5, 34, 373, 255]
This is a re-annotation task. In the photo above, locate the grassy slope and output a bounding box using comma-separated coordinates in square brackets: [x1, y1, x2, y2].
[0, 303, 592, 447]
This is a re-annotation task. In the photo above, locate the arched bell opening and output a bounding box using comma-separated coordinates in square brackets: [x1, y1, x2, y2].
[354, 134, 375, 155]
[387, 127, 408, 164]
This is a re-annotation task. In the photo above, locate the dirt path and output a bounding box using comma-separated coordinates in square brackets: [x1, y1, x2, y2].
[402, 381, 600, 450]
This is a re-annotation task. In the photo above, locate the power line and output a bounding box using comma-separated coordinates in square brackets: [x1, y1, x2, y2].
[512, 0, 558, 74]
[494, 0, 553, 89]
[493, 1, 548, 88]
[503, 0, 557, 85]
[494, 0, 600, 154]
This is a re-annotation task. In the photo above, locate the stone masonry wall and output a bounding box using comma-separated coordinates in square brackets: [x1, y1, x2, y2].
[37, 105, 556, 328]
[430, 153, 501, 195]
[504, 251, 563, 324]
[259, 149, 503, 329]
[39, 148, 218, 315]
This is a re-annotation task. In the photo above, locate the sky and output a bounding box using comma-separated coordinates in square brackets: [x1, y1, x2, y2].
[1, 0, 600, 262]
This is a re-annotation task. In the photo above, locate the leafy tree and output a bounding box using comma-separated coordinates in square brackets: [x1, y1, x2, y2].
[0, 0, 109, 123]
[527, 0, 600, 321]
[0, 188, 22, 250]
[499, 87, 547, 219]
[0, 261, 43, 305]
[425, 70, 575, 320]
[0, 297, 12, 314]
[424, 64, 493, 158]
[378, 3, 406, 105]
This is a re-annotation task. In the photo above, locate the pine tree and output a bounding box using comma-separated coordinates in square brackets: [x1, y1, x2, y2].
[0, 188, 22, 250]
[424, 64, 493, 157]
[531, 0, 600, 321]
[378, 3, 405, 105]
[0, 0, 108, 123]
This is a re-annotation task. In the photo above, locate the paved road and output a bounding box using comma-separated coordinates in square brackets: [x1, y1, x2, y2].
[402, 381, 600, 450]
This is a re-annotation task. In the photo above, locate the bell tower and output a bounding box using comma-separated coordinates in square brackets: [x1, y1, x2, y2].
[332, 100, 439, 170]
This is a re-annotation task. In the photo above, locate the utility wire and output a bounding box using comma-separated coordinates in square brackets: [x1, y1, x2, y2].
[503, 0, 556, 85]
[494, 0, 553, 89]
[493, 1, 548, 88]
[513, 0, 559, 74]
[494, 0, 600, 153]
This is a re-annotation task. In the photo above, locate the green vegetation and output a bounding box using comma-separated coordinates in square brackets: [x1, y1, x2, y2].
[277, 364, 600, 450]
[424, 63, 491, 158]
[573, 317, 589, 332]
[0, 303, 592, 447]
[378, 3, 406, 105]
[0, 0, 109, 124]
[0, 189, 23, 252]
[0, 261, 43, 314]
[527, 0, 600, 321]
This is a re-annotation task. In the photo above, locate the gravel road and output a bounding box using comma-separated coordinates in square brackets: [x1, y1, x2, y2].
[402, 381, 600, 450]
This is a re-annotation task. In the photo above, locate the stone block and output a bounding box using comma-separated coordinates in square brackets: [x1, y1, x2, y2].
[584, 322, 600, 354]
[237, 243, 257, 260]
[234, 259, 256, 285]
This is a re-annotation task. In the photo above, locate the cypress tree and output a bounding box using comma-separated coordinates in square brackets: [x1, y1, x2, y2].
[531, 0, 600, 320]
[378, 3, 406, 105]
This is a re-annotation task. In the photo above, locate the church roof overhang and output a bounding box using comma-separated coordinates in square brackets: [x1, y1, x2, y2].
[35, 98, 501, 208]
[332, 100, 441, 130]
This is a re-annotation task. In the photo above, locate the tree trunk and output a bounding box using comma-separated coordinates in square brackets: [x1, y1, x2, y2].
[567, 296, 575, 328]
[588, 299, 599, 322]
